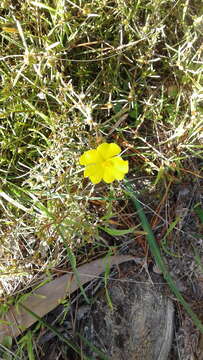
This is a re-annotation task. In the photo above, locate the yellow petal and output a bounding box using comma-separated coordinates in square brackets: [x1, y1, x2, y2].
[111, 157, 129, 174]
[89, 174, 103, 184]
[84, 164, 104, 184]
[112, 169, 125, 180]
[84, 164, 102, 176]
[103, 167, 116, 183]
[84, 165, 95, 177]
[79, 149, 102, 165]
[103, 157, 128, 183]
[97, 143, 121, 160]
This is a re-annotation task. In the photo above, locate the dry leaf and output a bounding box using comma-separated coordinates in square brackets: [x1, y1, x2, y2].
[0, 255, 134, 342]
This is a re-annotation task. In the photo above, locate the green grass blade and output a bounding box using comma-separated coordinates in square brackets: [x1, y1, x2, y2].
[18, 331, 35, 360]
[0, 190, 29, 212]
[99, 226, 136, 236]
[57, 226, 90, 304]
[30, 1, 56, 14]
[124, 181, 203, 334]
[76, 333, 110, 360]
[20, 304, 91, 359]
[103, 252, 113, 311]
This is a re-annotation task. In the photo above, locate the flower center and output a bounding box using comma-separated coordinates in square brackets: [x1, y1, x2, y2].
[103, 159, 112, 168]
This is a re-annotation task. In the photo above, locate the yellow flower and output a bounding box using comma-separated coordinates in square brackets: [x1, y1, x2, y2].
[79, 143, 129, 184]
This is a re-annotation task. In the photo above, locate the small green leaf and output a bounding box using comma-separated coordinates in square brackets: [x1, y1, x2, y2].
[99, 226, 136, 236]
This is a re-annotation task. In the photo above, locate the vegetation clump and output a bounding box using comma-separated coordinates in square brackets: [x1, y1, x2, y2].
[0, 0, 202, 356]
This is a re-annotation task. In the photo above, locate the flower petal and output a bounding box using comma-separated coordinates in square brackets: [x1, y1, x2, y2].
[84, 164, 101, 176]
[97, 143, 121, 160]
[89, 173, 103, 184]
[79, 149, 102, 165]
[103, 167, 116, 183]
[84, 165, 95, 177]
[112, 169, 125, 180]
[111, 157, 129, 174]
[84, 164, 104, 184]
[103, 157, 128, 182]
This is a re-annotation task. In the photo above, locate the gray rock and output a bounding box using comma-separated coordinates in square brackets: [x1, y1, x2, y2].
[78, 280, 174, 360]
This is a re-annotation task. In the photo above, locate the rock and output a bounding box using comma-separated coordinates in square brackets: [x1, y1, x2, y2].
[77, 278, 174, 360]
